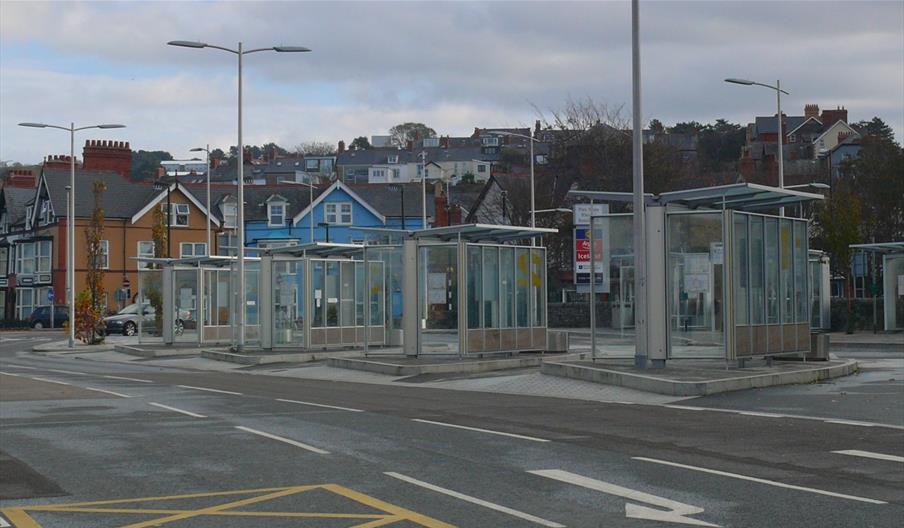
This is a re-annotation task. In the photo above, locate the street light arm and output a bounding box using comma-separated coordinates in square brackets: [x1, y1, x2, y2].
[751, 81, 790, 95]
[488, 130, 539, 142]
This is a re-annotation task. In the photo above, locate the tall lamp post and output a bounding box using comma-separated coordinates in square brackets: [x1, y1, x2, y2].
[189, 145, 212, 252]
[419, 151, 427, 229]
[18, 121, 126, 348]
[725, 77, 790, 216]
[168, 40, 310, 350]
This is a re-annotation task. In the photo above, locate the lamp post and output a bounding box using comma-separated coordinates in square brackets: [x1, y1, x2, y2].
[168, 40, 310, 350]
[388, 184, 406, 230]
[419, 151, 427, 229]
[189, 145, 212, 252]
[18, 121, 126, 348]
[277, 179, 316, 243]
[725, 77, 790, 216]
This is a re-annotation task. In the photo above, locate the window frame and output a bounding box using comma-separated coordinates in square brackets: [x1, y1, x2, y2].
[324, 202, 353, 225]
[268, 202, 286, 227]
[137, 241, 155, 269]
[179, 242, 207, 258]
[96, 240, 110, 269]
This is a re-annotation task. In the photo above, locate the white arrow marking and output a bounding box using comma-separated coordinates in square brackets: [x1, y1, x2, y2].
[529, 469, 718, 527]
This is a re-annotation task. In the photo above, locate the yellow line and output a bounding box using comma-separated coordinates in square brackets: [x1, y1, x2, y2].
[20, 506, 386, 519]
[119, 485, 315, 528]
[0, 508, 42, 528]
[322, 484, 456, 528]
[25, 485, 303, 510]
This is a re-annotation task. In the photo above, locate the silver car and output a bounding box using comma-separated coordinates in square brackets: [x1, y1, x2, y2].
[103, 303, 189, 336]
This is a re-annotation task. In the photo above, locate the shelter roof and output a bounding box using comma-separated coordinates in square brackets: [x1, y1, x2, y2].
[265, 241, 364, 258]
[849, 242, 904, 254]
[569, 183, 823, 212]
[409, 223, 557, 242]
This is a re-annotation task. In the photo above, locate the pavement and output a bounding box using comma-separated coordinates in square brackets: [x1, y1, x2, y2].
[1, 330, 902, 527]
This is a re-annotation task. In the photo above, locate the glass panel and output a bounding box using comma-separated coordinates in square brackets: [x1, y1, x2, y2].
[467, 246, 481, 329]
[273, 260, 304, 347]
[369, 262, 383, 326]
[780, 219, 794, 324]
[531, 249, 546, 327]
[749, 216, 765, 325]
[500, 247, 514, 328]
[765, 217, 780, 324]
[515, 248, 529, 328]
[341, 261, 355, 326]
[326, 261, 340, 327]
[356, 262, 365, 326]
[138, 269, 164, 343]
[419, 245, 458, 354]
[733, 213, 749, 325]
[794, 221, 808, 323]
[667, 212, 724, 358]
[483, 247, 499, 328]
[809, 259, 821, 328]
[173, 269, 198, 343]
[312, 260, 325, 327]
[243, 261, 261, 344]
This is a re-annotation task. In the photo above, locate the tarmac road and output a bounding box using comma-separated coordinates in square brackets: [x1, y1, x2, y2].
[1, 331, 902, 527]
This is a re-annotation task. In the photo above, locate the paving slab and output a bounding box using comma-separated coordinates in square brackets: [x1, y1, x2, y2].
[541, 358, 860, 396]
[328, 352, 589, 376]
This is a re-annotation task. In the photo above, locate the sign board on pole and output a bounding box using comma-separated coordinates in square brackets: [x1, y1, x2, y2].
[574, 227, 608, 290]
[47, 287, 54, 302]
[574, 204, 609, 227]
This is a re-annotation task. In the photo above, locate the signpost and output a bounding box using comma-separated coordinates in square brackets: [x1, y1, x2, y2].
[47, 287, 54, 329]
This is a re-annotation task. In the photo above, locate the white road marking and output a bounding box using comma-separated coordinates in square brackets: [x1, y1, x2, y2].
[412, 419, 550, 443]
[530, 469, 716, 527]
[84, 387, 131, 398]
[386, 472, 565, 527]
[832, 450, 904, 463]
[149, 402, 206, 418]
[0, 371, 22, 377]
[47, 369, 88, 376]
[276, 398, 363, 413]
[664, 405, 711, 411]
[824, 419, 877, 428]
[178, 385, 242, 396]
[29, 377, 70, 386]
[0, 513, 11, 527]
[104, 375, 153, 383]
[633, 457, 887, 505]
[662, 404, 904, 430]
[737, 411, 784, 418]
[234, 426, 329, 454]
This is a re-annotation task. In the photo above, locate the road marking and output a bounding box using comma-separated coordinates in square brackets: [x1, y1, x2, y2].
[412, 419, 550, 443]
[386, 472, 565, 527]
[0, 509, 37, 528]
[178, 385, 242, 396]
[84, 387, 131, 398]
[30, 377, 70, 386]
[0, 513, 10, 527]
[0, 371, 22, 377]
[633, 457, 887, 505]
[737, 411, 784, 418]
[104, 375, 153, 383]
[234, 426, 329, 454]
[47, 368, 89, 376]
[832, 450, 904, 463]
[276, 398, 363, 413]
[824, 419, 877, 427]
[662, 404, 904, 430]
[529, 469, 717, 527]
[664, 405, 710, 411]
[149, 402, 207, 418]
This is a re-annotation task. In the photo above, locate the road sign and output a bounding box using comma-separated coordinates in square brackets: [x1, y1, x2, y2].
[47, 287, 54, 302]
[574, 203, 609, 226]
[122, 278, 131, 289]
[573, 227, 608, 290]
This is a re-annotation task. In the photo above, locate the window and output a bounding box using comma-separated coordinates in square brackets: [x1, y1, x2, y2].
[325, 202, 352, 225]
[36, 240, 51, 273]
[137, 241, 155, 269]
[0, 247, 8, 275]
[221, 201, 237, 228]
[387, 155, 398, 164]
[305, 159, 319, 171]
[257, 240, 297, 249]
[94, 240, 109, 269]
[39, 200, 51, 225]
[180, 242, 207, 258]
[482, 136, 499, 146]
[14, 240, 49, 274]
[391, 168, 400, 180]
[16, 288, 34, 320]
[25, 205, 33, 230]
[0, 212, 8, 234]
[423, 138, 439, 148]
[162, 203, 190, 227]
[268, 202, 286, 226]
[217, 233, 237, 256]
[477, 164, 488, 173]
[370, 169, 387, 181]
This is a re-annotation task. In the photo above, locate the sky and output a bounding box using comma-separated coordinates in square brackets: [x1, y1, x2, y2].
[1, 0, 902, 164]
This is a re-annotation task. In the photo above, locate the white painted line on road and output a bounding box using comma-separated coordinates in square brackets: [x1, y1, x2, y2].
[276, 398, 363, 413]
[149, 402, 207, 418]
[178, 385, 242, 396]
[737, 411, 784, 418]
[664, 405, 711, 411]
[104, 375, 153, 383]
[386, 472, 565, 527]
[824, 419, 878, 428]
[47, 369, 89, 376]
[29, 377, 70, 386]
[832, 450, 904, 463]
[84, 387, 131, 398]
[662, 404, 904, 430]
[0, 371, 22, 377]
[633, 457, 887, 505]
[412, 419, 550, 443]
[529, 469, 717, 527]
[234, 426, 329, 454]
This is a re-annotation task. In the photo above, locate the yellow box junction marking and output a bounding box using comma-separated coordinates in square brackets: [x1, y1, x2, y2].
[0, 484, 455, 528]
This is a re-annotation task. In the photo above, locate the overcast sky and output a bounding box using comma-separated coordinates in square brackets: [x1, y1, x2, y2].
[1, 0, 902, 164]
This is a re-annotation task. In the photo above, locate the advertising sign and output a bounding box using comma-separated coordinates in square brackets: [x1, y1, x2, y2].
[574, 227, 608, 290]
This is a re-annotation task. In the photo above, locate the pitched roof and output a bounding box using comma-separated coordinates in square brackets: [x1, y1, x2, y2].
[345, 183, 436, 217]
[1, 186, 36, 225]
[42, 169, 158, 219]
[755, 115, 808, 136]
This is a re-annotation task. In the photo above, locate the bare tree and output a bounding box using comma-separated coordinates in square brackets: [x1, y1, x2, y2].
[295, 141, 336, 157]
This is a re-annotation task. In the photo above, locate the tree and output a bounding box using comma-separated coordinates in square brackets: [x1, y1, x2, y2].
[667, 121, 706, 135]
[697, 119, 745, 172]
[78, 180, 107, 344]
[389, 122, 436, 147]
[145, 206, 169, 335]
[131, 150, 173, 181]
[350, 136, 371, 150]
[853, 117, 897, 145]
[295, 141, 335, 157]
[838, 136, 904, 242]
[648, 119, 665, 133]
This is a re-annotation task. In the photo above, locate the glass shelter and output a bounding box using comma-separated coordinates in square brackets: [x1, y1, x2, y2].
[849, 242, 904, 332]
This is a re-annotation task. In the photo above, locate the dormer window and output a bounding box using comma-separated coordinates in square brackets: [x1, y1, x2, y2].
[482, 136, 499, 146]
[387, 155, 398, 164]
[162, 203, 190, 227]
[221, 200, 237, 228]
[25, 205, 33, 230]
[268, 201, 286, 226]
[423, 138, 439, 148]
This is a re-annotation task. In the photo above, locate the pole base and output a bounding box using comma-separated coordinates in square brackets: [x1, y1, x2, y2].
[650, 358, 666, 369]
[634, 355, 648, 369]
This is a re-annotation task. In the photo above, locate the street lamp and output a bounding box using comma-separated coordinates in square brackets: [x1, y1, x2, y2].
[276, 179, 316, 243]
[388, 184, 406, 230]
[189, 145, 212, 252]
[169, 40, 310, 350]
[18, 121, 126, 348]
[725, 77, 791, 216]
[419, 151, 427, 229]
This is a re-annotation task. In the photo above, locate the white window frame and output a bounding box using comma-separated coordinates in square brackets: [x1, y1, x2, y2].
[95, 240, 109, 269]
[36, 240, 51, 273]
[305, 159, 319, 171]
[387, 155, 398, 164]
[268, 202, 286, 227]
[222, 201, 237, 228]
[423, 138, 440, 148]
[25, 205, 33, 230]
[162, 203, 190, 227]
[15, 242, 36, 275]
[482, 136, 499, 146]
[477, 164, 488, 173]
[137, 241, 155, 269]
[324, 202, 353, 225]
[39, 200, 51, 225]
[217, 232, 238, 256]
[180, 242, 207, 258]
[16, 288, 34, 320]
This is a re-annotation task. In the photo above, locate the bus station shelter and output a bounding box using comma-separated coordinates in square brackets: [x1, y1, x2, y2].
[849, 242, 904, 331]
[571, 183, 825, 364]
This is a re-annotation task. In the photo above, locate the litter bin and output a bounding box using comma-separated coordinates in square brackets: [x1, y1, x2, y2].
[808, 332, 830, 360]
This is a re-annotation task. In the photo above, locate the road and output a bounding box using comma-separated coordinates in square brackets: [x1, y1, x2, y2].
[1, 331, 902, 527]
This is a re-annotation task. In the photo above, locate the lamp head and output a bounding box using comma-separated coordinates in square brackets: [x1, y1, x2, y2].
[168, 40, 207, 48]
[18, 122, 49, 128]
[97, 124, 126, 129]
[273, 46, 311, 53]
[724, 78, 755, 85]
[190, 147, 205, 152]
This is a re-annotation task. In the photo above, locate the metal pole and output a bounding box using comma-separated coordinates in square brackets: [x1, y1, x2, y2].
[631, 0, 648, 369]
[309, 179, 314, 243]
[421, 151, 427, 228]
[166, 185, 172, 257]
[777, 79, 785, 218]
[237, 41, 246, 350]
[530, 134, 536, 246]
[68, 124, 75, 348]
[589, 222, 596, 360]
[205, 144, 211, 252]
[400, 187, 406, 230]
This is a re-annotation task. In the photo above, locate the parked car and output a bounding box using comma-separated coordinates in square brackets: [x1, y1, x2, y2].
[103, 303, 191, 336]
[27, 306, 69, 329]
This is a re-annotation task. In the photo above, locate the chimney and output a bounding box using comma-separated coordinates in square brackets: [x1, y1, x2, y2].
[535, 120, 542, 134]
[82, 139, 132, 178]
[337, 140, 346, 154]
[804, 104, 819, 120]
[820, 106, 848, 129]
[43, 154, 76, 171]
[472, 127, 481, 139]
[440, 136, 449, 148]
[5, 168, 37, 188]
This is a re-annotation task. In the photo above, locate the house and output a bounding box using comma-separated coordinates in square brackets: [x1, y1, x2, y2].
[0, 186, 36, 319]
[336, 144, 494, 185]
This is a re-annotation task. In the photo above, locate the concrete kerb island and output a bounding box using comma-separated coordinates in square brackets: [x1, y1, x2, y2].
[541, 358, 859, 396]
[328, 351, 589, 376]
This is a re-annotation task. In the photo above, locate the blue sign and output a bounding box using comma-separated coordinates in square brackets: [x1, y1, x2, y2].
[47, 287, 54, 302]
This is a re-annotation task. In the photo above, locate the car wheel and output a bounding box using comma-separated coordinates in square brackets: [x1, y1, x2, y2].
[123, 322, 137, 336]
[33, 321, 44, 329]
[174, 319, 184, 336]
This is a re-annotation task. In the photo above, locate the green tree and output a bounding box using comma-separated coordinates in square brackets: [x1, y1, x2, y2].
[78, 180, 107, 343]
[131, 150, 173, 181]
[697, 119, 745, 172]
[350, 136, 371, 150]
[812, 183, 862, 331]
[389, 122, 436, 146]
[667, 121, 706, 135]
[838, 137, 904, 242]
[648, 119, 665, 133]
[853, 117, 897, 145]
